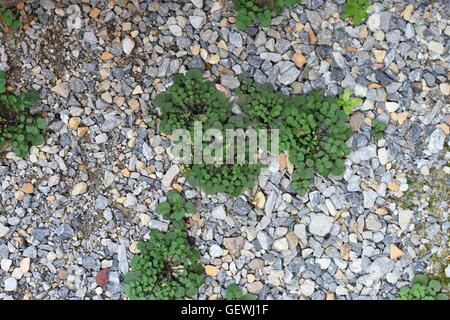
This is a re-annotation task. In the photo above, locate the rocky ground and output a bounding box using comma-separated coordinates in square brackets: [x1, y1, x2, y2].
[0, 0, 449, 300]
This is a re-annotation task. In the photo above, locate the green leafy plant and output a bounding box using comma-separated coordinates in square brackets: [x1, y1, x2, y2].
[155, 70, 355, 197]
[0, 7, 21, 29]
[338, 88, 362, 115]
[234, 0, 299, 29]
[0, 70, 46, 158]
[156, 190, 196, 221]
[225, 284, 257, 300]
[154, 69, 231, 134]
[123, 223, 204, 300]
[372, 120, 387, 139]
[237, 79, 352, 195]
[341, 0, 370, 26]
[185, 163, 261, 197]
[396, 274, 448, 300]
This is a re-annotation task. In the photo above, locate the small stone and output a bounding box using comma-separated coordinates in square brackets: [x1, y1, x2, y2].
[209, 244, 223, 258]
[223, 237, 245, 257]
[96, 269, 109, 286]
[101, 51, 114, 61]
[51, 82, 70, 98]
[349, 112, 364, 131]
[378, 148, 389, 166]
[212, 205, 227, 220]
[21, 183, 34, 194]
[169, 24, 182, 37]
[385, 102, 399, 112]
[1, 259, 12, 272]
[124, 193, 137, 208]
[426, 129, 446, 155]
[428, 41, 444, 55]
[71, 182, 88, 195]
[20, 257, 31, 273]
[273, 238, 289, 252]
[162, 165, 180, 188]
[389, 244, 405, 260]
[122, 37, 135, 55]
[398, 209, 413, 231]
[54, 224, 74, 240]
[402, 4, 414, 21]
[301, 279, 315, 297]
[308, 214, 333, 237]
[204, 265, 219, 277]
[247, 281, 263, 294]
[252, 191, 266, 209]
[257, 231, 272, 250]
[293, 52, 306, 68]
[374, 50, 386, 63]
[363, 189, 378, 208]
[4, 277, 17, 291]
[221, 75, 240, 89]
[366, 214, 382, 231]
[0, 223, 10, 238]
[440, 83, 450, 96]
[367, 13, 380, 31]
[68, 117, 81, 129]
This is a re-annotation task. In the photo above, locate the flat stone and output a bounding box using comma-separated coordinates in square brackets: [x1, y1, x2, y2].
[428, 41, 444, 55]
[161, 165, 180, 188]
[308, 214, 333, 237]
[212, 205, 227, 220]
[71, 182, 88, 196]
[301, 279, 315, 297]
[366, 214, 382, 231]
[273, 238, 289, 252]
[221, 75, 240, 89]
[426, 129, 446, 154]
[0, 223, 10, 238]
[122, 37, 135, 55]
[4, 277, 17, 291]
[398, 209, 413, 231]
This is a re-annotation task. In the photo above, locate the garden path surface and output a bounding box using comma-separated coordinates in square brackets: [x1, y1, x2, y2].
[0, 0, 449, 299]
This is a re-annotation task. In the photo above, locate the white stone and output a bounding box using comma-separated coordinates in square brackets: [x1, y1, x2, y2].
[367, 13, 381, 31]
[428, 41, 444, 55]
[122, 37, 135, 55]
[385, 102, 399, 112]
[71, 182, 87, 196]
[308, 214, 333, 237]
[301, 279, 315, 297]
[209, 244, 223, 258]
[0, 223, 9, 238]
[161, 165, 180, 188]
[1, 259, 12, 272]
[377, 148, 389, 165]
[426, 129, 446, 155]
[398, 209, 413, 231]
[212, 205, 227, 220]
[273, 238, 289, 252]
[4, 277, 17, 291]
[168, 24, 182, 37]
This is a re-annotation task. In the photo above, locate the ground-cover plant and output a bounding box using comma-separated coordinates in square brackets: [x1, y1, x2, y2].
[155, 70, 357, 197]
[0, 7, 20, 30]
[396, 274, 448, 300]
[184, 163, 262, 197]
[123, 223, 204, 300]
[154, 69, 231, 134]
[124, 194, 204, 300]
[234, 0, 299, 29]
[225, 284, 257, 300]
[0, 70, 46, 157]
[341, 0, 370, 25]
[156, 190, 196, 220]
[372, 120, 387, 139]
[237, 80, 354, 195]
